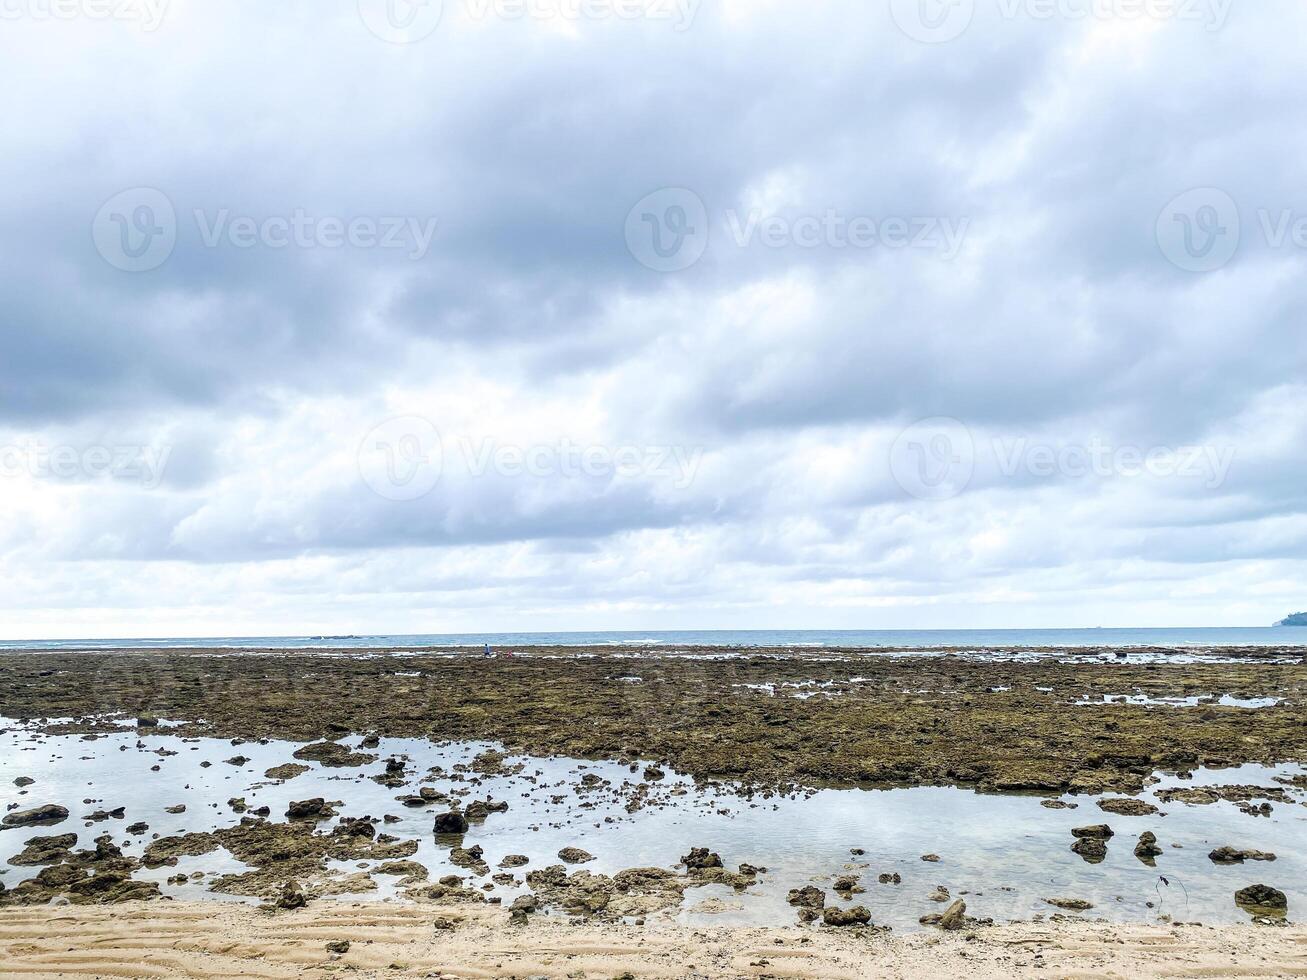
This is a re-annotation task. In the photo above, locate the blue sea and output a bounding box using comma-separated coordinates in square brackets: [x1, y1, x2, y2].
[3, 627, 1307, 651]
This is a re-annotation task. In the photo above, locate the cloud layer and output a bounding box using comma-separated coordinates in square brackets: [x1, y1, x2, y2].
[2, 0, 1305, 637]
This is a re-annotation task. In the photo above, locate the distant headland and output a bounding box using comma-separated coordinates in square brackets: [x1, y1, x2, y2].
[1275, 612, 1307, 626]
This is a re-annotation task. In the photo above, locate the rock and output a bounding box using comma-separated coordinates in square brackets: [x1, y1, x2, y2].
[126, 822, 149, 835]
[224, 756, 250, 767]
[877, 872, 901, 884]
[680, 847, 722, 870]
[833, 875, 862, 893]
[1071, 837, 1107, 862]
[643, 766, 665, 781]
[2, 804, 69, 828]
[928, 886, 951, 903]
[432, 916, 456, 931]
[263, 763, 310, 781]
[786, 885, 825, 909]
[274, 880, 306, 910]
[137, 717, 159, 728]
[325, 940, 350, 954]
[451, 845, 488, 874]
[12, 777, 34, 788]
[938, 898, 967, 930]
[920, 853, 941, 862]
[164, 805, 186, 814]
[1071, 824, 1114, 839]
[558, 847, 595, 864]
[1097, 798, 1158, 817]
[499, 854, 530, 868]
[1040, 799, 1076, 810]
[433, 811, 468, 835]
[8, 833, 78, 866]
[850, 847, 866, 855]
[292, 741, 377, 769]
[464, 799, 509, 821]
[1210, 846, 1277, 863]
[360, 733, 381, 749]
[509, 892, 537, 925]
[1134, 831, 1163, 860]
[1235, 884, 1287, 912]
[822, 905, 872, 926]
[1045, 897, 1093, 911]
[286, 798, 334, 820]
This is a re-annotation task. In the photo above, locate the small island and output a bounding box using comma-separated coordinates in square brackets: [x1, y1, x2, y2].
[1274, 612, 1307, 626]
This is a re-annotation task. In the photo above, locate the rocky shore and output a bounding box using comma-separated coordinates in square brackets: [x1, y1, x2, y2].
[1, 645, 1303, 794]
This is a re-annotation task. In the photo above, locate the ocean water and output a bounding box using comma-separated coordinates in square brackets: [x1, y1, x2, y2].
[3, 627, 1307, 652]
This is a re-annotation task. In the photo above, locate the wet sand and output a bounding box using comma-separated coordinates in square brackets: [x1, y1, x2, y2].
[1, 901, 1305, 979]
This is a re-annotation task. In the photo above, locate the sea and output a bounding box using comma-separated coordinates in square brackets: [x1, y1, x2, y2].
[3, 627, 1307, 651]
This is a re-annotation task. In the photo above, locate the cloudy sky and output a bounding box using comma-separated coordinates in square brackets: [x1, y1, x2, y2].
[2, 0, 1305, 639]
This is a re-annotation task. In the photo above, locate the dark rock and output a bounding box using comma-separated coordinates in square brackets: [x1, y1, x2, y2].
[938, 898, 967, 930]
[433, 811, 468, 835]
[12, 777, 34, 788]
[1210, 846, 1276, 863]
[558, 846, 595, 864]
[1097, 798, 1159, 817]
[1045, 897, 1093, 910]
[8, 833, 78, 866]
[2, 804, 69, 828]
[1071, 824, 1114, 839]
[285, 798, 334, 820]
[1071, 837, 1107, 862]
[822, 905, 871, 926]
[274, 880, 307, 909]
[680, 847, 722, 870]
[1134, 831, 1163, 861]
[786, 885, 825, 909]
[1235, 884, 1287, 912]
[325, 940, 350, 954]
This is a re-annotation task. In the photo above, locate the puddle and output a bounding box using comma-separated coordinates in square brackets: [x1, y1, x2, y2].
[2, 719, 1303, 930]
[1075, 694, 1286, 709]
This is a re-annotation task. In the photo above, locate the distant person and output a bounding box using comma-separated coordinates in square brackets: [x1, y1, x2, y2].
[484, 643, 493, 658]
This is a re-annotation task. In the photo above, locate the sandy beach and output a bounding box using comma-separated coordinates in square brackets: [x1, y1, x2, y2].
[1, 900, 1305, 979]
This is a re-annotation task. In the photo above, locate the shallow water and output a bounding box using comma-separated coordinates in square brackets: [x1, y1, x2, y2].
[2, 718, 1302, 931]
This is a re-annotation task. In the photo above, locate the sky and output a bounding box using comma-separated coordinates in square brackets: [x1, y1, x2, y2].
[2, 0, 1305, 639]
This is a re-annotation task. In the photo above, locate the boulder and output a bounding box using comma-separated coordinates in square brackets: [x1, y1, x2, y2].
[2, 804, 69, 828]
[1235, 884, 1287, 912]
[822, 905, 871, 926]
[786, 885, 825, 909]
[680, 847, 722, 870]
[433, 811, 469, 835]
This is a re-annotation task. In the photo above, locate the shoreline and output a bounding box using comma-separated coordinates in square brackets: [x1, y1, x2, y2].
[1, 901, 1304, 978]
